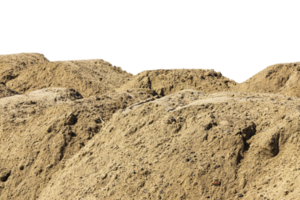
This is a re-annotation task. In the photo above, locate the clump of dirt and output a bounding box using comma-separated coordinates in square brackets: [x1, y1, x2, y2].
[2, 53, 300, 200]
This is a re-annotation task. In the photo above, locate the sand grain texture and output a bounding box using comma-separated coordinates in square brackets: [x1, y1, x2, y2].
[1, 53, 300, 200]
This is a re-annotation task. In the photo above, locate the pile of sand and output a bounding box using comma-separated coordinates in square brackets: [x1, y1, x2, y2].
[118, 69, 237, 96]
[1, 53, 300, 200]
[236, 62, 300, 97]
[0, 53, 134, 98]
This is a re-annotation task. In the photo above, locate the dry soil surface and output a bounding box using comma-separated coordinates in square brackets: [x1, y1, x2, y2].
[1, 53, 300, 200]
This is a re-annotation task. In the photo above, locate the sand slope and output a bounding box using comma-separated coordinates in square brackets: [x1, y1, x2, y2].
[1, 53, 300, 200]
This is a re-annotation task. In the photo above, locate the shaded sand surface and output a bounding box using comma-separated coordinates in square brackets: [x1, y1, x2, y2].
[1, 53, 300, 200]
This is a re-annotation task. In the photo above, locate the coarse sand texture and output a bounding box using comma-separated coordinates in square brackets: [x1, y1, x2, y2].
[1, 53, 300, 199]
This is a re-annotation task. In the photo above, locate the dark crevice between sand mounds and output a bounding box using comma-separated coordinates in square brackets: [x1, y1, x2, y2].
[269, 134, 280, 157]
[240, 122, 256, 151]
[236, 122, 257, 165]
[147, 76, 152, 91]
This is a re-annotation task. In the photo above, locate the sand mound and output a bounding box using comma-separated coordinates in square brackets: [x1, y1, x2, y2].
[2, 53, 300, 200]
[1, 54, 133, 97]
[118, 69, 236, 96]
[35, 90, 300, 200]
[0, 53, 49, 83]
[236, 62, 300, 97]
[0, 87, 155, 200]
